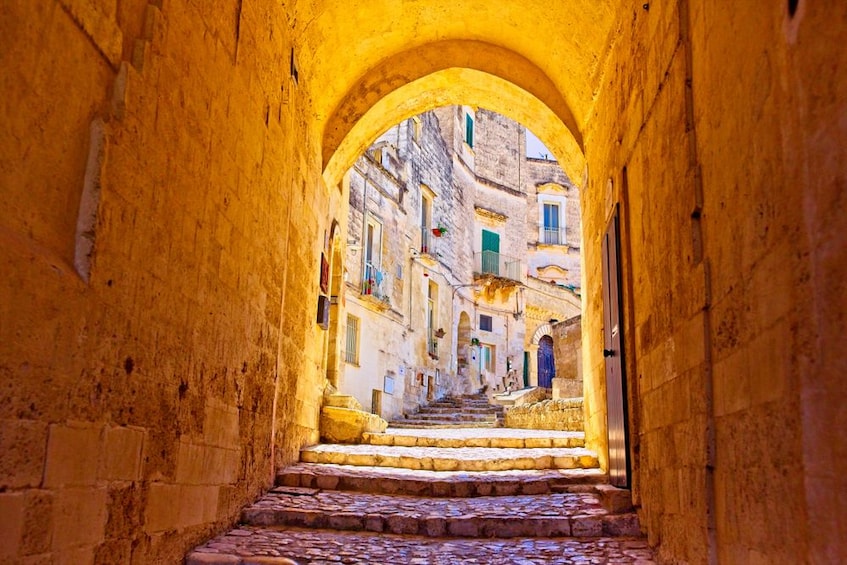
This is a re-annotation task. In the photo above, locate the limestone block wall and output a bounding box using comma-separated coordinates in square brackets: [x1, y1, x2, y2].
[553, 316, 582, 379]
[473, 110, 523, 192]
[581, 2, 846, 563]
[524, 159, 582, 287]
[504, 399, 585, 432]
[0, 1, 336, 562]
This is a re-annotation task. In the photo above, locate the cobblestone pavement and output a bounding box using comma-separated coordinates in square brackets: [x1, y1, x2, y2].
[241, 489, 641, 539]
[249, 490, 606, 519]
[188, 527, 656, 564]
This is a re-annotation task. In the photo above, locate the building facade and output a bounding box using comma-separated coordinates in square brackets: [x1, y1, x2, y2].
[337, 107, 582, 420]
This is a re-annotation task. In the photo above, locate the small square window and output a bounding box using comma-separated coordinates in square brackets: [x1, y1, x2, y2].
[480, 314, 493, 332]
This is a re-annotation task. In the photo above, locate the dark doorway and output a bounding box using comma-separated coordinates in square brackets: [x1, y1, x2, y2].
[602, 205, 631, 487]
[537, 335, 555, 388]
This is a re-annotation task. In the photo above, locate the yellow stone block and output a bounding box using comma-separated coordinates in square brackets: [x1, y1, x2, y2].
[319, 407, 388, 444]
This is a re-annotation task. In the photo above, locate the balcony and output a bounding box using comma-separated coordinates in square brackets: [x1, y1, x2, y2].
[361, 262, 391, 307]
[473, 251, 525, 284]
[420, 227, 439, 257]
[540, 227, 567, 246]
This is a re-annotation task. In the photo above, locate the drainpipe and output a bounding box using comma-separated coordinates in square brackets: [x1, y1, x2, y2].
[361, 172, 370, 290]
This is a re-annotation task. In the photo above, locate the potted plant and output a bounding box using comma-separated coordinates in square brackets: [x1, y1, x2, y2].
[470, 337, 480, 346]
[432, 224, 448, 237]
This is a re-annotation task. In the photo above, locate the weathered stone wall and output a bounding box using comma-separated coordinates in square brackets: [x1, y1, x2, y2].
[473, 110, 523, 192]
[341, 110, 464, 419]
[581, 2, 846, 563]
[0, 2, 337, 562]
[552, 316, 582, 399]
[504, 399, 585, 432]
[524, 159, 582, 288]
[3, 2, 844, 565]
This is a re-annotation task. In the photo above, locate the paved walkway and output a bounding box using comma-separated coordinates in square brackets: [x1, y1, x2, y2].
[189, 527, 656, 565]
[188, 399, 656, 564]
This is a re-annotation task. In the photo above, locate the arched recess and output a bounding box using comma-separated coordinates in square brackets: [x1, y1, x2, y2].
[456, 311, 473, 391]
[321, 41, 586, 187]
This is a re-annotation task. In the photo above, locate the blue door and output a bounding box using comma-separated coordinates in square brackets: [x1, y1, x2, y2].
[537, 335, 555, 388]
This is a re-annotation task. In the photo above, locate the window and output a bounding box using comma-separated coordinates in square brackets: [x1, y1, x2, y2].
[363, 218, 383, 295]
[538, 196, 567, 245]
[543, 202, 561, 244]
[479, 314, 493, 332]
[421, 190, 433, 254]
[481, 229, 500, 275]
[465, 113, 474, 148]
[480, 344, 495, 372]
[365, 218, 382, 268]
[345, 315, 360, 365]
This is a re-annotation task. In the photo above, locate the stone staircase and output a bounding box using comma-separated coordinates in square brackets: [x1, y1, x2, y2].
[187, 423, 654, 564]
[388, 392, 505, 428]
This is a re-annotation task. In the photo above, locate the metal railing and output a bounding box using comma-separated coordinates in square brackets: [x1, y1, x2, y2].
[541, 227, 567, 245]
[420, 227, 438, 256]
[362, 262, 390, 301]
[473, 251, 524, 283]
[427, 335, 438, 357]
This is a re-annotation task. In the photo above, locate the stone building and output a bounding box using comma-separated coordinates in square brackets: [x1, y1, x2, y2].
[338, 108, 580, 419]
[1, 2, 844, 564]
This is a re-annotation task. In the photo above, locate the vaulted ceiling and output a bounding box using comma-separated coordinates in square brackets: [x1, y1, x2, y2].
[285, 1, 619, 184]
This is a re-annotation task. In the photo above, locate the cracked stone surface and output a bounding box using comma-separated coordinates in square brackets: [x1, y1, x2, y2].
[188, 527, 656, 564]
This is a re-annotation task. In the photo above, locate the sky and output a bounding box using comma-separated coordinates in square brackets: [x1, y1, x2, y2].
[525, 129, 556, 161]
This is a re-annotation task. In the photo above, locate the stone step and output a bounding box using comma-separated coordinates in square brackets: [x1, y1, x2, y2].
[187, 526, 655, 565]
[300, 444, 599, 472]
[240, 489, 642, 539]
[276, 463, 606, 497]
[363, 427, 585, 449]
[407, 412, 497, 422]
[415, 406, 502, 414]
[387, 421, 501, 429]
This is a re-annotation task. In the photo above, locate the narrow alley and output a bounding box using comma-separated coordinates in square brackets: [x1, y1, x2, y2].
[2, 2, 844, 564]
[188, 394, 654, 564]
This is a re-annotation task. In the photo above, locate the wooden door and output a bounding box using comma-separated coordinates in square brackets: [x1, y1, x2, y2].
[602, 206, 631, 487]
[537, 335, 555, 388]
